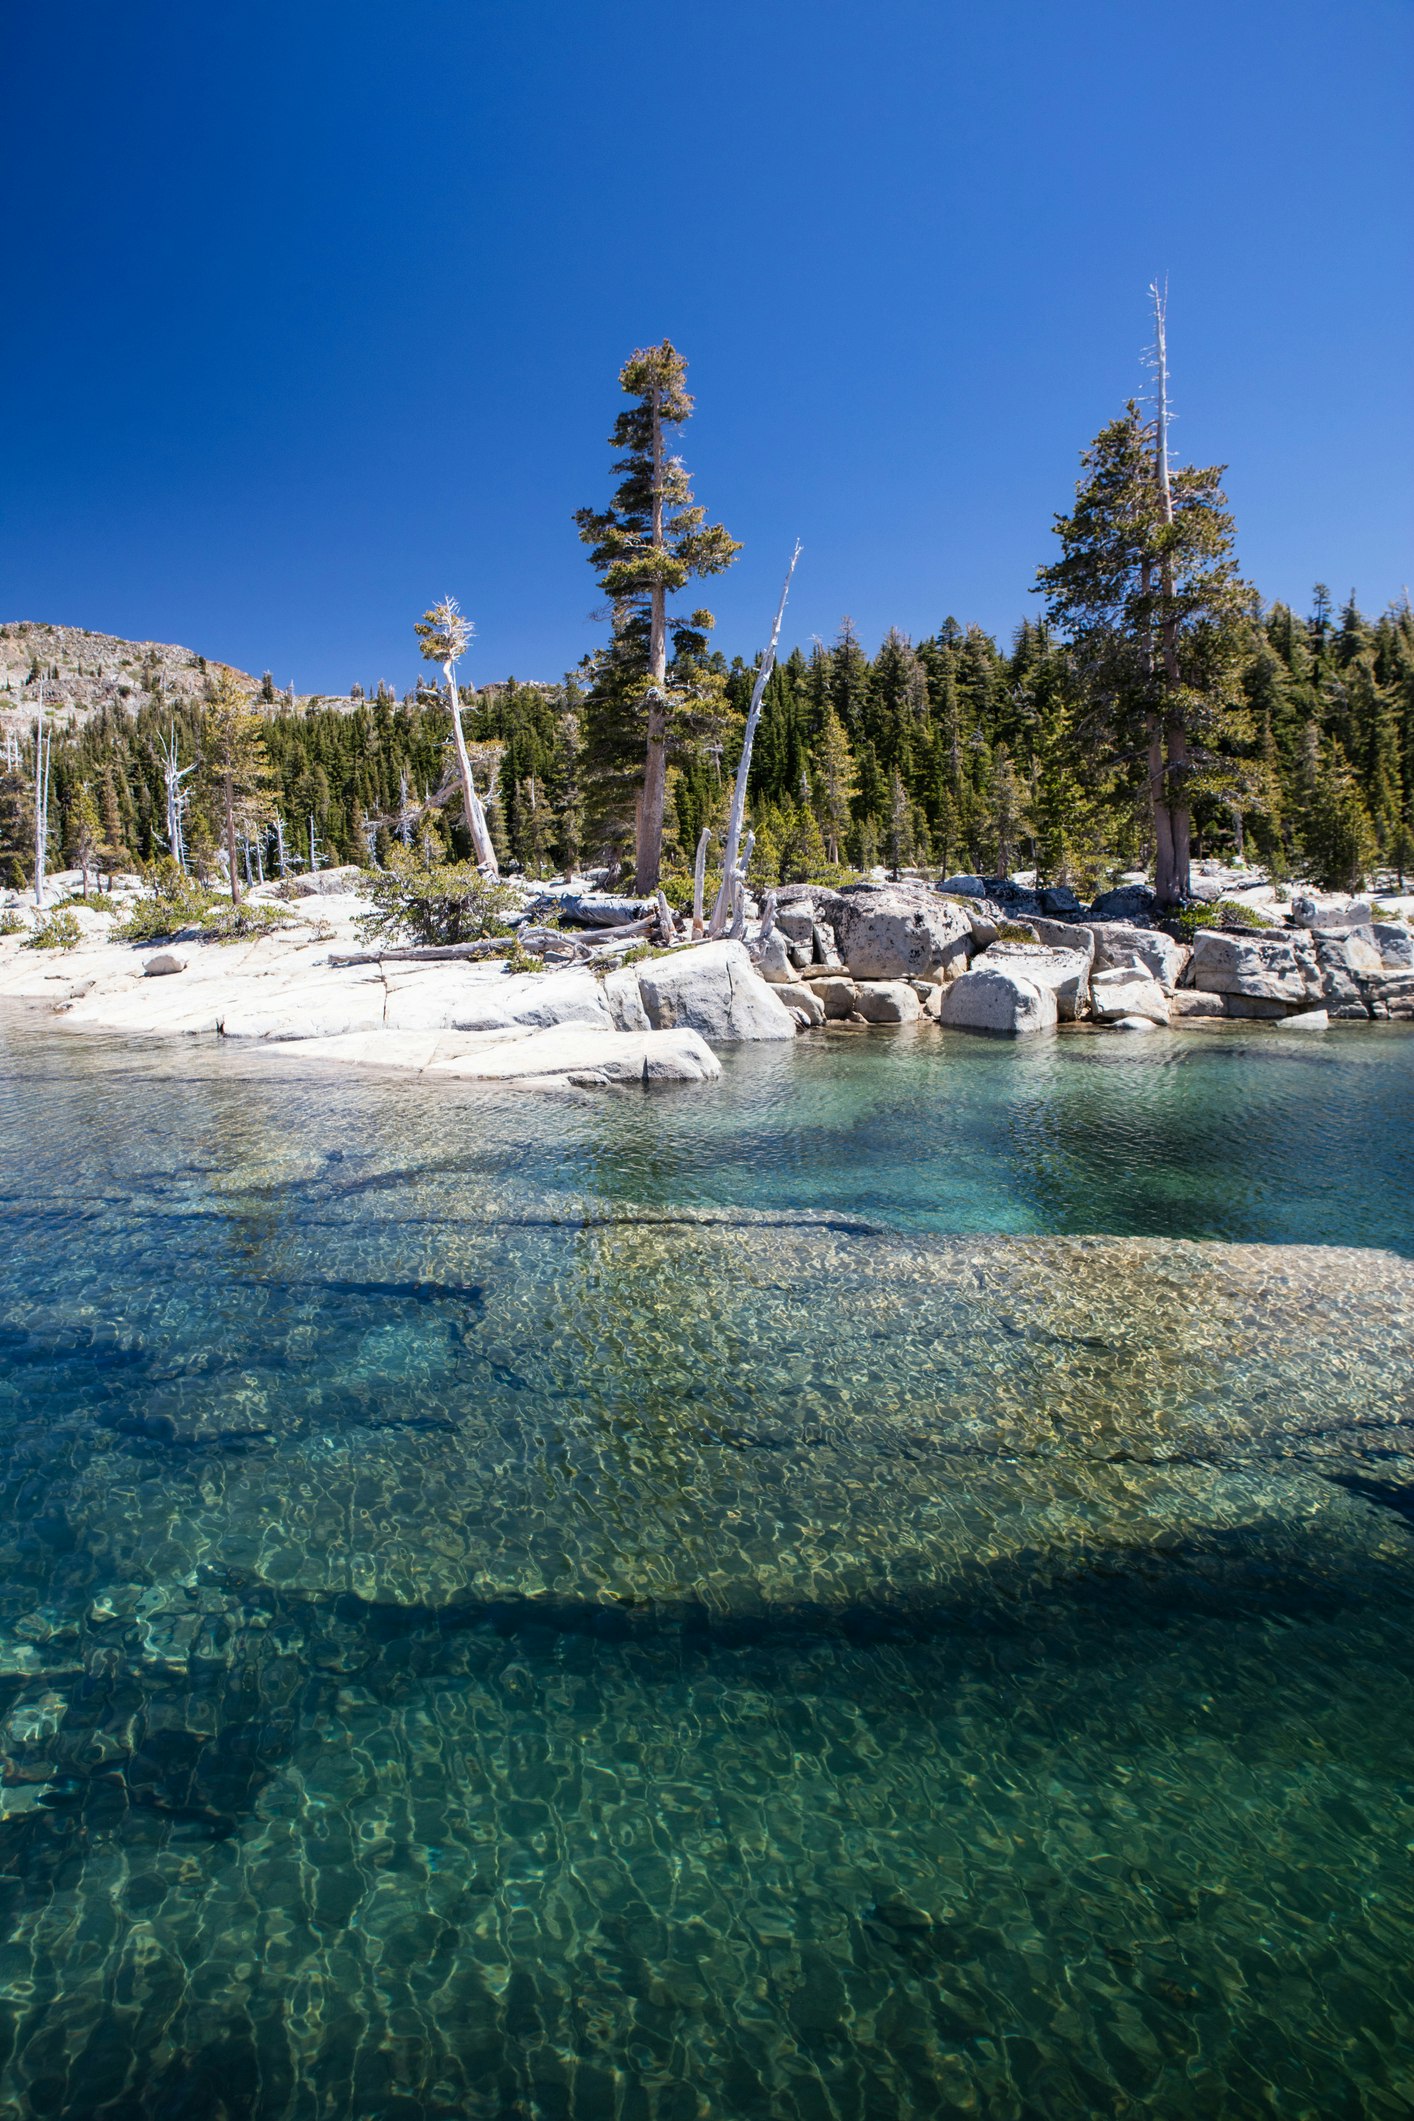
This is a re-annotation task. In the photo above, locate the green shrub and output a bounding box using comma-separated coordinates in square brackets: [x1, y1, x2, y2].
[199, 901, 296, 944]
[115, 873, 218, 943]
[23, 908, 83, 952]
[0, 911, 23, 938]
[1174, 898, 1275, 940]
[501, 941, 545, 975]
[355, 846, 519, 948]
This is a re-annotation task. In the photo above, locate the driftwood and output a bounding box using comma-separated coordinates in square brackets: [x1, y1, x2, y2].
[330, 926, 589, 968]
[578, 916, 656, 946]
[330, 939, 516, 966]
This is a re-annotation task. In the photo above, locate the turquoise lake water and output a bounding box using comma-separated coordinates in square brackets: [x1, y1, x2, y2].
[0, 1017, 1411, 2119]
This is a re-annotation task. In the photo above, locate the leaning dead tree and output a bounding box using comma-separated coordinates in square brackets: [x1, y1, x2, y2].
[708, 543, 801, 938]
[414, 596, 499, 874]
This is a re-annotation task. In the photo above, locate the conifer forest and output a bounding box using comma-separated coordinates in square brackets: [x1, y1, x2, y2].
[4, 336, 1410, 906]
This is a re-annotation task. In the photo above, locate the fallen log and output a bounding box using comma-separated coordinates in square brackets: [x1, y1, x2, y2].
[329, 927, 589, 968]
[533, 892, 653, 929]
[329, 939, 515, 966]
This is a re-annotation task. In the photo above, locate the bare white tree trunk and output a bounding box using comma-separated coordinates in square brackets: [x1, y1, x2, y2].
[33, 681, 49, 907]
[1150, 279, 1189, 905]
[728, 830, 755, 939]
[709, 544, 801, 937]
[691, 826, 710, 937]
[444, 658, 499, 873]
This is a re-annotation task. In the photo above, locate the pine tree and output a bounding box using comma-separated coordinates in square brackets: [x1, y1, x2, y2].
[812, 708, 857, 864]
[201, 672, 273, 902]
[575, 341, 740, 891]
[1303, 742, 1376, 892]
[67, 782, 103, 895]
[1038, 357, 1253, 906]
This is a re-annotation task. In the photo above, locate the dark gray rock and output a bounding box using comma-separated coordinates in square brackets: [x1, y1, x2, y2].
[1088, 884, 1159, 925]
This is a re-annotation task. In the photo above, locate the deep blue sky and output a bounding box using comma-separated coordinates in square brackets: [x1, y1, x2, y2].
[5, 0, 1411, 694]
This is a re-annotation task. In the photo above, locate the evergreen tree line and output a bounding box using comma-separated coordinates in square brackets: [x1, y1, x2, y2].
[3, 583, 1410, 902]
[3, 321, 1410, 903]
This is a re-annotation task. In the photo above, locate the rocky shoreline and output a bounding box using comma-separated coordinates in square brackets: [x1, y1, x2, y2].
[754, 872, 1414, 1034]
[2, 864, 1411, 1088]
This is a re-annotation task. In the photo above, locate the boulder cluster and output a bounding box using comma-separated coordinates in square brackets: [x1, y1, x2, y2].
[749, 879, 1414, 1036]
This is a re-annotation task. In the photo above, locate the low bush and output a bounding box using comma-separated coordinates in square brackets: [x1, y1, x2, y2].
[355, 846, 519, 948]
[1174, 898, 1275, 940]
[0, 911, 24, 938]
[199, 901, 297, 944]
[23, 908, 83, 951]
[114, 872, 219, 943]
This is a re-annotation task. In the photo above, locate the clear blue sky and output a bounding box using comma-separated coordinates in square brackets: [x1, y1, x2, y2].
[5, 0, 1411, 694]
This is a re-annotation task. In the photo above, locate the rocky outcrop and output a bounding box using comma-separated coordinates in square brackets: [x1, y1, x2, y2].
[636, 940, 795, 1042]
[1088, 884, 1159, 925]
[853, 980, 922, 1024]
[808, 975, 858, 1020]
[978, 941, 1090, 1021]
[753, 930, 796, 983]
[821, 884, 973, 982]
[1090, 967, 1169, 1025]
[1169, 991, 1225, 1020]
[600, 963, 651, 1032]
[939, 966, 1057, 1035]
[1187, 929, 1323, 1007]
[1027, 916, 1094, 959]
[1083, 921, 1189, 993]
[773, 981, 826, 1026]
[1291, 894, 1373, 930]
[1374, 922, 1414, 970]
[283, 865, 366, 898]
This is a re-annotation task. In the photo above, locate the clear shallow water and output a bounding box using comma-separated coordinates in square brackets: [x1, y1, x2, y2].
[0, 1017, 1412, 2119]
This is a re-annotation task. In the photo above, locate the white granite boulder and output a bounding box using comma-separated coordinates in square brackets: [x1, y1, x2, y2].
[853, 980, 922, 1024]
[978, 941, 1091, 1021]
[635, 940, 795, 1042]
[1187, 929, 1322, 1006]
[774, 981, 826, 1026]
[1291, 894, 1373, 931]
[1090, 967, 1170, 1025]
[939, 966, 1058, 1035]
[1083, 921, 1190, 993]
[824, 885, 973, 982]
[1373, 922, 1414, 970]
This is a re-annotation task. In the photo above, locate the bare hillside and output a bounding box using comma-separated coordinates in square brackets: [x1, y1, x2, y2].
[0, 621, 261, 730]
